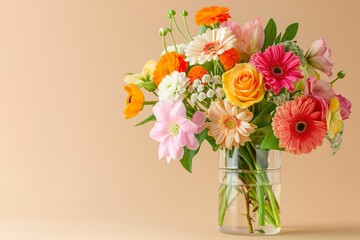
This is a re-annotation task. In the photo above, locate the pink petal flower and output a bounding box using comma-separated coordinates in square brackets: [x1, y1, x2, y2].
[149, 100, 201, 163]
[305, 38, 334, 77]
[222, 18, 264, 62]
[272, 96, 327, 154]
[336, 94, 352, 120]
[304, 77, 335, 120]
[251, 45, 303, 94]
[192, 111, 206, 134]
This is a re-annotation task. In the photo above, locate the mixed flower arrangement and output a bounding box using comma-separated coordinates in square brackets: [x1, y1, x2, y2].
[124, 6, 351, 172]
[123, 6, 352, 233]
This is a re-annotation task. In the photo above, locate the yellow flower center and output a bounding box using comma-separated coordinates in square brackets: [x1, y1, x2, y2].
[223, 116, 238, 129]
[169, 123, 180, 136]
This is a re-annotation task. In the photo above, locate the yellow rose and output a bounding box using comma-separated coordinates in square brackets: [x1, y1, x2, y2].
[222, 63, 265, 108]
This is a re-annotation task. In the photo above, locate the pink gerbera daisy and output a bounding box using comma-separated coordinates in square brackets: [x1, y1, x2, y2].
[272, 96, 327, 154]
[251, 45, 303, 94]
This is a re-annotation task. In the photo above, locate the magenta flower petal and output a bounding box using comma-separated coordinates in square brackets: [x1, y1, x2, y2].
[251, 45, 303, 94]
[336, 94, 352, 120]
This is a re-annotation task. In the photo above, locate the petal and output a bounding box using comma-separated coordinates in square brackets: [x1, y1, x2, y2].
[178, 118, 198, 133]
[170, 100, 186, 120]
[185, 133, 199, 150]
[192, 111, 206, 134]
[153, 101, 171, 123]
[149, 122, 169, 142]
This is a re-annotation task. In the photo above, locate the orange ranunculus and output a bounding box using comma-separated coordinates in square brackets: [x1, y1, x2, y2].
[195, 6, 231, 26]
[219, 48, 240, 71]
[124, 83, 144, 119]
[153, 52, 188, 85]
[187, 66, 208, 84]
[222, 63, 265, 108]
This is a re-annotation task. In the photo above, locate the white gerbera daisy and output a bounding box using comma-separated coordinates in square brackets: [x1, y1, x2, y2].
[185, 27, 236, 65]
[158, 71, 189, 103]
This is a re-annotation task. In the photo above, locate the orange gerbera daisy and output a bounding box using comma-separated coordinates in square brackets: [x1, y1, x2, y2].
[187, 66, 208, 84]
[219, 48, 240, 70]
[153, 52, 188, 85]
[124, 83, 144, 119]
[195, 6, 231, 26]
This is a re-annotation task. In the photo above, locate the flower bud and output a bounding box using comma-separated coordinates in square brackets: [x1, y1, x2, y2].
[159, 28, 168, 36]
[181, 10, 188, 17]
[337, 70, 346, 79]
[168, 10, 176, 18]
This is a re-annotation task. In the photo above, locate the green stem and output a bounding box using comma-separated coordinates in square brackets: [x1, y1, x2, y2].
[243, 186, 254, 234]
[143, 101, 157, 105]
[161, 35, 168, 53]
[182, 15, 193, 40]
[218, 183, 232, 226]
[168, 18, 178, 53]
[330, 77, 340, 85]
[172, 16, 189, 43]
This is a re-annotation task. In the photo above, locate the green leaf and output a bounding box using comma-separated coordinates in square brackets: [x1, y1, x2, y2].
[135, 114, 156, 127]
[251, 102, 277, 128]
[274, 33, 282, 44]
[262, 18, 277, 51]
[260, 127, 284, 151]
[138, 81, 157, 92]
[206, 135, 219, 151]
[202, 61, 214, 73]
[281, 23, 298, 42]
[180, 129, 208, 173]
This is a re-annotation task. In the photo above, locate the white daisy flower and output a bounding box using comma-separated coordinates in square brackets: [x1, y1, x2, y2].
[158, 71, 189, 103]
[185, 27, 236, 65]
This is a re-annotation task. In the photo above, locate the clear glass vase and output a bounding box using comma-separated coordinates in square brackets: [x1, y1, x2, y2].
[218, 144, 281, 235]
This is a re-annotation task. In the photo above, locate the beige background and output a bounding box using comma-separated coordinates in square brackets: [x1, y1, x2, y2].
[0, 0, 359, 239]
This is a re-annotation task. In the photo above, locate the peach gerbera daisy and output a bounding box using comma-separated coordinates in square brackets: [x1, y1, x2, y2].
[195, 6, 231, 26]
[219, 48, 240, 70]
[153, 52, 188, 85]
[185, 27, 236, 66]
[206, 99, 256, 149]
[272, 96, 327, 154]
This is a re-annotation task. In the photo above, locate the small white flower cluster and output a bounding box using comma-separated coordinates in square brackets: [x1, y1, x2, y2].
[268, 92, 290, 106]
[329, 125, 344, 155]
[187, 74, 224, 104]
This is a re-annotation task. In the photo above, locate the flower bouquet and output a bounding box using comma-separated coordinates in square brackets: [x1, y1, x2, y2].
[123, 6, 351, 235]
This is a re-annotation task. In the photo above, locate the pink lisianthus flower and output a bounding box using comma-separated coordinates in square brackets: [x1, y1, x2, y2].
[304, 77, 335, 120]
[305, 38, 334, 77]
[149, 100, 206, 163]
[222, 18, 264, 62]
[336, 94, 352, 120]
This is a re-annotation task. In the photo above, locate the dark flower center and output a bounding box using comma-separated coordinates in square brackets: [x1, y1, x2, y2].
[273, 67, 282, 74]
[295, 121, 307, 133]
[128, 95, 132, 104]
